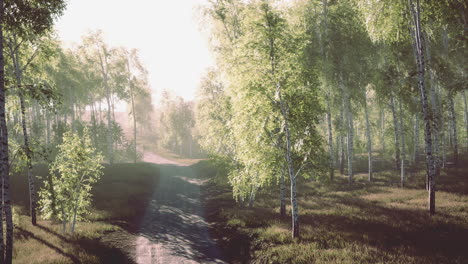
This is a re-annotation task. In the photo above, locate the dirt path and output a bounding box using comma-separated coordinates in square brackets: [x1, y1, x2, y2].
[133, 152, 225, 264]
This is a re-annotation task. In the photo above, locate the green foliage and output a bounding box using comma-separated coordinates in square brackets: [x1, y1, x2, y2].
[159, 90, 199, 157]
[198, 0, 327, 203]
[39, 128, 104, 232]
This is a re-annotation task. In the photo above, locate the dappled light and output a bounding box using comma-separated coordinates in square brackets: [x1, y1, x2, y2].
[0, 0, 466, 264]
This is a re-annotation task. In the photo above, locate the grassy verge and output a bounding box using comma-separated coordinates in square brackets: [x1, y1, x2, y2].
[12, 163, 159, 264]
[200, 163, 468, 264]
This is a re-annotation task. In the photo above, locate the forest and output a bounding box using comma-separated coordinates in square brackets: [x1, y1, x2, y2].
[0, 0, 466, 263]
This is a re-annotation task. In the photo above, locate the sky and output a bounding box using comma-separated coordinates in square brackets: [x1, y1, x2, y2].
[54, 0, 214, 105]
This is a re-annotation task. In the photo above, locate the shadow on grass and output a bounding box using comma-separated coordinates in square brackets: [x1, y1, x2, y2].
[199, 159, 468, 263]
[16, 227, 80, 264]
[36, 224, 71, 243]
[18, 224, 136, 263]
[12, 163, 161, 263]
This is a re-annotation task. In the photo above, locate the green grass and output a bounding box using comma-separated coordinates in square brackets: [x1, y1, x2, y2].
[200, 163, 468, 264]
[12, 163, 159, 264]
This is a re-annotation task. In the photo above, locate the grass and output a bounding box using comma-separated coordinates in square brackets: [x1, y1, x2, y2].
[200, 161, 468, 264]
[11, 163, 159, 264]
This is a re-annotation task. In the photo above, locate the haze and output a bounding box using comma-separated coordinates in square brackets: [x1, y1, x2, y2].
[55, 0, 214, 103]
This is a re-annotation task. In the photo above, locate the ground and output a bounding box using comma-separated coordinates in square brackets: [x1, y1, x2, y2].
[11, 152, 468, 264]
[200, 160, 468, 264]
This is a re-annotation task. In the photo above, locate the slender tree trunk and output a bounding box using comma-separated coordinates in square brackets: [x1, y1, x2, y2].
[62, 208, 66, 233]
[9, 40, 37, 226]
[277, 82, 299, 238]
[463, 90, 468, 146]
[0, 5, 14, 259]
[381, 108, 386, 157]
[248, 185, 256, 208]
[19, 96, 36, 225]
[413, 112, 420, 163]
[0, 6, 4, 255]
[448, 94, 459, 164]
[426, 33, 440, 179]
[410, 0, 436, 215]
[70, 98, 75, 132]
[98, 101, 102, 123]
[98, 48, 114, 164]
[326, 94, 334, 180]
[279, 166, 286, 217]
[341, 81, 353, 183]
[400, 100, 406, 187]
[339, 103, 345, 175]
[364, 90, 372, 181]
[347, 102, 354, 184]
[390, 96, 401, 171]
[430, 82, 440, 171]
[441, 112, 447, 168]
[127, 62, 138, 163]
[105, 92, 113, 164]
[46, 109, 51, 146]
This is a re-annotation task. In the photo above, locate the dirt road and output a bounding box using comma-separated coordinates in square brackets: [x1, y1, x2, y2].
[134, 152, 225, 264]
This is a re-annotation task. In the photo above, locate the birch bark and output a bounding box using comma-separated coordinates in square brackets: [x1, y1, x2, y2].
[390, 96, 401, 171]
[0, 2, 14, 259]
[448, 94, 458, 164]
[409, 0, 436, 215]
[364, 90, 372, 181]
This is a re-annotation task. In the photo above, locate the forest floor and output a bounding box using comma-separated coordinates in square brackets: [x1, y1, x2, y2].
[200, 159, 468, 264]
[11, 151, 224, 264]
[11, 152, 468, 263]
[12, 163, 157, 263]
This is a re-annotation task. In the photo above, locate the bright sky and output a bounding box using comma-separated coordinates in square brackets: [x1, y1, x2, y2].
[54, 0, 214, 105]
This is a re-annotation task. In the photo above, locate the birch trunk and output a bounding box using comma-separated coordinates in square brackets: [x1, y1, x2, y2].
[326, 96, 334, 180]
[426, 32, 440, 178]
[441, 113, 447, 168]
[0, 5, 14, 259]
[342, 83, 353, 183]
[364, 91, 372, 181]
[409, 0, 436, 215]
[9, 38, 37, 226]
[0, 4, 4, 255]
[399, 101, 406, 187]
[347, 103, 354, 183]
[97, 46, 114, 164]
[339, 102, 345, 175]
[46, 109, 51, 145]
[381, 109, 386, 157]
[280, 166, 286, 217]
[413, 113, 420, 163]
[127, 61, 138, 163]
[19, 96, 36, 225]
[463, 91, 468, 145]
[390, 96, 400, 171]
[278, 86, 299, 238]
[430, 81, 440, 171]
[448, 94, 458, 164]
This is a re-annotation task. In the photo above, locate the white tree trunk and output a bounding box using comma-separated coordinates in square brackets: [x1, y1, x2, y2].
[448, 94, 459, 164]
[343, 87, 353, 183]
[463, 90, 468, 146]
[364, 90, 372, 181]
[390, 96, 401, 171]
[409, 0, 436, 215]
[280, 166, 286, 217]
[381, 108, 386, 157]
[413, 112, 420, 163]
[399, 100, 406, 187]
[326, 96, 334, 180]
[339, 102, 345, 175]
